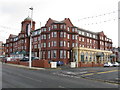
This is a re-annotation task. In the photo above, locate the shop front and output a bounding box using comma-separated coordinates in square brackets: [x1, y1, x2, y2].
[72, 47, 113, 67]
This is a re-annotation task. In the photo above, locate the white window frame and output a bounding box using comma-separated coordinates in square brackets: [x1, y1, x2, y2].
[60, 41, 63, 47]
[53, 50, 57, 58]
[72, 35, 75, 40]
[63, 50, 66, 59]
[48, 27, 50, 31]
[60, 32, 63, 37]
[67, 34, 70, 39]
[64, 41, 66, 47]
[67, 27, 70, 31]
[64, 32, 66, 38]
[54, 32, 57, 37]
[72, 28, 74, 32]
[60, 50, 63, 59]
[72, 43, 75, 47]
[48, 42, 50, 47]
[54, 41, 57, 46]
[48, 51, 50, 58]
[68, 42, 70, 47]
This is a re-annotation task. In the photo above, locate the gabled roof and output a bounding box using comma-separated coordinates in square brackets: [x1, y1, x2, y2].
[9, 34, 17, 39]
[45, 18, 74, 27]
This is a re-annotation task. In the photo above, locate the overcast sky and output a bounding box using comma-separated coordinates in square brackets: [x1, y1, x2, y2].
[0, 0, 119, 47]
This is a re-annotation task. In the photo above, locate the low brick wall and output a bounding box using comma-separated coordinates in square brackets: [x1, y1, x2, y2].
[6, 59, 50, 68]
[32, 60, 50, 68]
[6, 60, 103, 68]
[19, 62, 29, 66]
[7, 61, 19, 64]
[79, 62, 103, 67]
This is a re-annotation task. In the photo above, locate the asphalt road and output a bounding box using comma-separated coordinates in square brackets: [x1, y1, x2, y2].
[55, 66, 120, 84]
[2, 64, 119, 88]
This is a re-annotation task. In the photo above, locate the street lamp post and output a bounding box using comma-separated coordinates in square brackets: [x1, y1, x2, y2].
[29, 7, 33, 68]
[39, 22, 41, 60]
[76, 34, 79, 68]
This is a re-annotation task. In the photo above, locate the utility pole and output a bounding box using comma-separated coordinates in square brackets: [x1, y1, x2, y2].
[29, 7, 33, 68]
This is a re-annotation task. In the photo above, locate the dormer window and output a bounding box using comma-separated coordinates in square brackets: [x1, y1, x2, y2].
[87, 33, 89, 37]
[67, 27, 70, 31]
[60, 25, 64, 29]
[72, 28, 74, 32]
[89, 33, 92, 37]
[75, 28, 77, 32]
[93, 35, 95, 38]
[48, 27, 50, 31]
[43, 28, 46, 32]
[81, 31, 84, 36]
[60, 24, 66, 29]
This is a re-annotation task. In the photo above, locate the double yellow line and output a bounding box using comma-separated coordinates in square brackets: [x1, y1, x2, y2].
[81, 70, 119, 76]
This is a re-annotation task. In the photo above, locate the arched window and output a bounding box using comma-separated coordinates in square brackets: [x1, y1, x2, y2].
[85, 52, 88, 62]
[89, 53, 92, 62]
[81, 52, 84, 63]
[93, 53, 96, 62]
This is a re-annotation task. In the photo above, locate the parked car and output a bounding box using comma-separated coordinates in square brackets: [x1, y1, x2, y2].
[104, 62, 113, 67]
[6, 57, 12, 61]
[20, 57, 29, 61]
[112, 62, 119, 67]
[20, 57, 39, 62]
[31, 57, 39, 60]
[56, 61, 64, 66]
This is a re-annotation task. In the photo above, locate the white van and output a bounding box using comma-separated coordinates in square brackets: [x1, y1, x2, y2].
[6, 57, 12, 61]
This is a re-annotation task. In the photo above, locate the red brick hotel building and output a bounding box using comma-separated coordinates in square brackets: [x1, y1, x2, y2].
[5, 17, 113, 65]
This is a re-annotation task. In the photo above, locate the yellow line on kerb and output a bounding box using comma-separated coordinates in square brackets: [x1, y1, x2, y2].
[81, 70, 119, 76]
[97, 70, 119, 74]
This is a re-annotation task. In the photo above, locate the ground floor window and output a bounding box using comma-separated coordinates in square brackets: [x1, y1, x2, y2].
[53, 50, 57, 58]
[51, 50, 57, 59]
[60, 50, 66, 59]
[60, 50, 63, 59]
[67, 51, 70, 59]
[63, 51, 66, 59]
[81, 55, 84, 62]
[43, 51, 45, 59]
[48, 51, 50, 59]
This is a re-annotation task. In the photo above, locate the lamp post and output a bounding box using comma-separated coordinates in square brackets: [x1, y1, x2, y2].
[39, 22, 41, 60]
[76, 34, 79, 68]
[29, 7, 33, 68]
